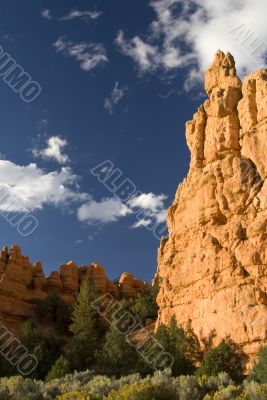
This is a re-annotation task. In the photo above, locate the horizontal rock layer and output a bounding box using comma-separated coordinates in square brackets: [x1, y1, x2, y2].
[156, 50, 267, 364]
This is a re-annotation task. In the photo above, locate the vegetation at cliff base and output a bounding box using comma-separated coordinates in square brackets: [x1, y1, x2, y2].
[0, 281, 266, 399]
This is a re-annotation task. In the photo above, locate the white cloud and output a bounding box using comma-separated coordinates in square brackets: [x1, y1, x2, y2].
[77, 192, 167, 227]
[0, 160, 87, 212]
[41, 9, 52, 20]
[33, 136, 69, 164]
[0, 156, 167, 230]
[116, 31, 160, 73]
[128, 193, 167, 226]
[104, 82, 127, 114]
[116, 0, 267, 88]
[128, 193, 166, 212]
[60, 9, 102, 22]
[131, 219, 152, 228]
[77, 198, 132, 223]
[53, 37, 108, 71]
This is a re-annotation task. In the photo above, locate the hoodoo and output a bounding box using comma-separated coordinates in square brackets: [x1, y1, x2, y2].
[0, 244, 148, 330]
[156, 50, 267, 362]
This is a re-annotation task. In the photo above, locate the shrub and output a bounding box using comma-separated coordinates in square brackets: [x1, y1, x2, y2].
[244, 381, 267, 400]
[198, 340, 244, 382]
[20, 322, 42, 350]
[249, 345, 267, 384]
[46, 356, 71, 382]
[155, 316, 197, 376]
[0, 385, 10, 400]
[56, 393, 90, 400]
[0, 376, 42, 400]
[32, 337, 65, 380]
[203, 385, 244, 399]
[106, 381, 176, 400]
[40, 369, 95, 398]
[203, 372, 233, 392]
[20, 322, 65, 380]
[174, 375, 202, 400]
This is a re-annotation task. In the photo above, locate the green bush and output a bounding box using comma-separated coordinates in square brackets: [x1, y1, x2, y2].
[0, 376, 42, 400]
[20, 322, 65, 380]
[106, 380, 176, 400]
[20, 322, 42, 349]
[131, 282, 159, 324]
[2, 369, 267, 400]
[249, 346, 267, 384]
[155, 316, 199, 376]
[174, 375, 202, 400]
[56, 393, 90, 400]
[46, 356, 71, 382]
[198, 340, 244, 382]
[244, 381, 267, 400]
[203, 385, 244, 399]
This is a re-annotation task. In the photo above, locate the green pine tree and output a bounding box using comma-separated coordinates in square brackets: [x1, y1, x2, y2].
[69, 280, 99, 369]
[100, 326, 138, 376]
[132, 282, 159, 324]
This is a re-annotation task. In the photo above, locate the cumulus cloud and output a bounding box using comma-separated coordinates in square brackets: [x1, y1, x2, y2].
[33, 136, 69, 164]
[40, 9, 52, 20]
[104, 82, 127, 114]
[116, 0, 267, 88]
[77, 192, 167, 227]
[0, 160, 87, 212]
[128, 193, 167, 227]
[0, 152, 167, 231]
[60, 9, 102, 22]
[53, 37, 108, 71]
[77, 198, 132, 223]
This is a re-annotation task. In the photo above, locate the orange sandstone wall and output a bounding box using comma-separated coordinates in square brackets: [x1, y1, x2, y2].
[156, 51, 267, 362]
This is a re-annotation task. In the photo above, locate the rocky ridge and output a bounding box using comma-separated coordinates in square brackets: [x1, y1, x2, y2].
[156, 50, 267, 362]
[0, 244, 148, 329]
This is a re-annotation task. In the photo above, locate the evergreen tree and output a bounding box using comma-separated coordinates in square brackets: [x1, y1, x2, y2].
[21, 322, 66, 379]
[35, 293, 72, 332]
[100, 326, 138, 376]
[69, 280, 98, 369]
[56, 299, 72, 333]
[132, 282, 159, 324]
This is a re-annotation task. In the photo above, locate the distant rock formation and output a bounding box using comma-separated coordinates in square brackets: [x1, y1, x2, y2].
[0, 244, 148, 330]
[156, 50, 267, 363]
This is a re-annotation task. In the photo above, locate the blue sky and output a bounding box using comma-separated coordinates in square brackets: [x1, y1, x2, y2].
[0, 0, 265, 282]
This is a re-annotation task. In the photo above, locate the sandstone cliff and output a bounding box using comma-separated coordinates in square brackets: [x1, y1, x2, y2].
[0, 244, 148, 330]
[156, 51, 267, 362]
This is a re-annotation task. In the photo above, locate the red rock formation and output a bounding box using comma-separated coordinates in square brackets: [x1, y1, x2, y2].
[0, 244, 147, 330]
[156, 50, 267, 364]
[119, 272, 149, 298]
